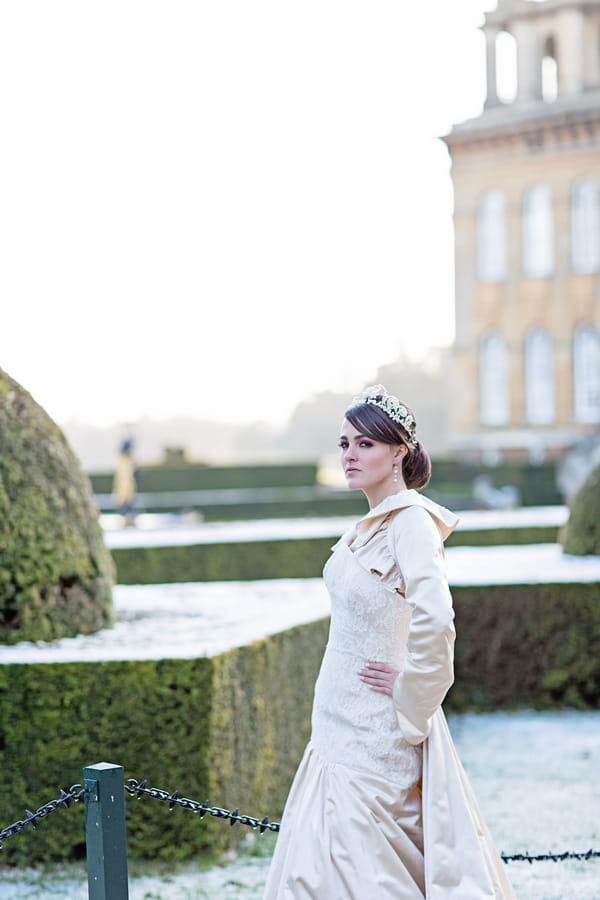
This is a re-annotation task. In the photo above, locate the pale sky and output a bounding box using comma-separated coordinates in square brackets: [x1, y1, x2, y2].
[1, 1, 495, 428]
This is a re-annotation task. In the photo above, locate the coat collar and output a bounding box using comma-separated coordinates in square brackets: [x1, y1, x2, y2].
[356, 489, 460, 542]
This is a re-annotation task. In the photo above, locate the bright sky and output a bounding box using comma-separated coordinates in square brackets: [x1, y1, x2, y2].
[1, 1, 495, 428]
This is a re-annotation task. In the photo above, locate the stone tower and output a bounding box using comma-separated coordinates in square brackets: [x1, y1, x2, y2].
[444, 0, 600, 463]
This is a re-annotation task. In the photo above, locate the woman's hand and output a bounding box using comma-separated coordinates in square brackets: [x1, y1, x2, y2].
[358, 660, 401, 696]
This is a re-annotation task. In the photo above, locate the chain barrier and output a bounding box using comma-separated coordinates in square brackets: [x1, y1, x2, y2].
[123, 777, 280, 833]
[501, 849, 600, 864]
[1, 776, 599, 865]
[0, 784, 84, 849]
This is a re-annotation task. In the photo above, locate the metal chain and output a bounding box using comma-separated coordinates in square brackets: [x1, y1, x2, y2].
[0, 784, 84, 849]
[123, 778, 280, 833]
[501, 849, 600, 864]
[1, 777, 599, 865]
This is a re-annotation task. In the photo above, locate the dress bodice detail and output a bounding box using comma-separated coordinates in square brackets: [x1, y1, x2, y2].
[323, 538, 412, 661]
[310, 538, 422, 787]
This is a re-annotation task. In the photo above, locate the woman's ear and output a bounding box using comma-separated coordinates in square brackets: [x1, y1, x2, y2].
[393, 444, 407, 462]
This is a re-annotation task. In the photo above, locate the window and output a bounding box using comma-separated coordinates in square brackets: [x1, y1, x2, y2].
[480, 332, 510, 425]
[574, 325, 600, 423]
[571, 180, 600, 273]
[477, 191, 507, 282]
[542, 36, 558, 103]
[522, 185, 554, 277]
[525, 328, 555, 423]
[495, 30, 517, 104]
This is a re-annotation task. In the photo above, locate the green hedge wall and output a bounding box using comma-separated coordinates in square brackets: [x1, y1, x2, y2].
[90, 458, 561, 508]
[130, 494, 368, 521]
[449, 582, 600, 711]
[0, 619, 330, 866]
[111, 524, 560, 585]
[428, 459, 561, 507]
[90, 463, 320, 495]
[0, 579, 598, 865]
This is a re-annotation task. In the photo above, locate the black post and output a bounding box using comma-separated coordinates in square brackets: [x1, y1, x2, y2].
[84, 762, 129, 900]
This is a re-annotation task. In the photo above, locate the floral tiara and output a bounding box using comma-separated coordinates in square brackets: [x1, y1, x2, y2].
[351, 384, 417, 445]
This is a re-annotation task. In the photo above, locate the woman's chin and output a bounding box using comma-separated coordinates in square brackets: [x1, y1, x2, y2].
[345, 475, 363, 490]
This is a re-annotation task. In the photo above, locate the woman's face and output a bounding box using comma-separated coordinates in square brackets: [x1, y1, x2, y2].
[338, 418, 406, 506]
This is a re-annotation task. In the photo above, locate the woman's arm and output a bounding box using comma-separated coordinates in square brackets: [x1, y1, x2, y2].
[389, 505, 456, 745]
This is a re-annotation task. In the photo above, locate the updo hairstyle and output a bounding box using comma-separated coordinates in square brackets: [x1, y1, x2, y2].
[344, 399, 431, 490]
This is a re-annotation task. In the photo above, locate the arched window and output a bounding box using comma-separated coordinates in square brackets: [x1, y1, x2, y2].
[574, 325, 600, 423]
[480, 332, 510, 425]
[522, 185, 554, 277]
[477, 191, 507, 282]
[542, 36, 558, 103]
[525, 328, 555, 424]
[571, 179, 600, 273]
[495, 30, 517, 103]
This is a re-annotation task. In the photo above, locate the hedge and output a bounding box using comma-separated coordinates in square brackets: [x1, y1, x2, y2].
[111, 525, 560, 586]
[90, 463, 320, 495]
[110, 493, 368, 521]
[0, 369, 114, 644]
[0, 580, 598, 865]
[89, 458, 562, 511]
[450, 582, 600, 711]
[0, 619, 330, 866]
[560, 462, 600, 556]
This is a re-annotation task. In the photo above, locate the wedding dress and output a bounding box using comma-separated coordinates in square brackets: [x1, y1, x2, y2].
[263, 491, 516, 899]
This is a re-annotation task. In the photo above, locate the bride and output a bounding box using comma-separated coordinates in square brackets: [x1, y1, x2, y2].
[262, 386, 516, 899]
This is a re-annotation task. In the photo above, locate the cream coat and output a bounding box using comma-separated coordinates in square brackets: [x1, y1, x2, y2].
[263, 489, 517, 898]
[352, 490, 516, 898]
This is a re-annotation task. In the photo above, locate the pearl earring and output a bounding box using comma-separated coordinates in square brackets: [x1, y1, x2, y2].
[393, 463, 398, 483]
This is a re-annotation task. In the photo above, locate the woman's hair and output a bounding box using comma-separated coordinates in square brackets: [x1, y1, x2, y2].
[344, 399, 431, 490]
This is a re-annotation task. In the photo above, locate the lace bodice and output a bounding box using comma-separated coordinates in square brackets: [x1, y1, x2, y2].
[310, 538, 422, 787]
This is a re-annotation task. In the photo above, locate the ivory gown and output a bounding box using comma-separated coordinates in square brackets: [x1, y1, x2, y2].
[262, 490, 516, 899]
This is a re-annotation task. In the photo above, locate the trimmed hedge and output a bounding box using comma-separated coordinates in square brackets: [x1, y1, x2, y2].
[111, 537, 335, 585]
[561, 462, 600, 556]
[90, 463, 320, 495]
[0, 580, 598, 865]
[0, 369, 114, 644]
[90, 459, 561, 512]
[125, 494, 368, 521]
[450, 582, 600, 711]
[428, 459, 561, 507]
[0, 619, 330, 866]
[111, 525, 560, 585]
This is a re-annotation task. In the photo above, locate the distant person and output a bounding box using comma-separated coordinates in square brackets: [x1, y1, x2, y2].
[112, 439, 137, 526]
[262, 385, 515, 899]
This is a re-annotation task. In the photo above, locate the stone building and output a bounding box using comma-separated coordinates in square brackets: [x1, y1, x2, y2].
[444, 0, 600, 463]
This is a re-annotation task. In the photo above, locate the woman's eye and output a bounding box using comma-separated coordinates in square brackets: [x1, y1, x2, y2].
[360, 441, 373, 447]
[338, 441, 348, 449]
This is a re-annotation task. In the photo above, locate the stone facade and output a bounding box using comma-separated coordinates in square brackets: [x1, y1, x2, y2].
[444, 0, 600, 462]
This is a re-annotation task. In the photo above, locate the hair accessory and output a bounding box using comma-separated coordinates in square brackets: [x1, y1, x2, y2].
[351, 384, 417, 445]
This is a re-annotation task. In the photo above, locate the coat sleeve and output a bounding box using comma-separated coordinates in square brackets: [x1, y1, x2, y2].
[388, 506, 456, 745]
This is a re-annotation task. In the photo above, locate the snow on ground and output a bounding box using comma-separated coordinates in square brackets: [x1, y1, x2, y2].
[1, 541, 599, 664]
[101, 506, 569, 549]
[1, 510, 598, 896]
[0, 544, 600, 664]
[0, 579, 329, 663]
[2, 710, 599, 899]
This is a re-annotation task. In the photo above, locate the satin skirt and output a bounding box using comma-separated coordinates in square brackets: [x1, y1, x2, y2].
[262, 742, 426, 899]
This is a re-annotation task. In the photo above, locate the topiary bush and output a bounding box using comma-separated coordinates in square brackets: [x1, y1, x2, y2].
[0, 368, 114, 643]
[561, 461, 600, 556]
